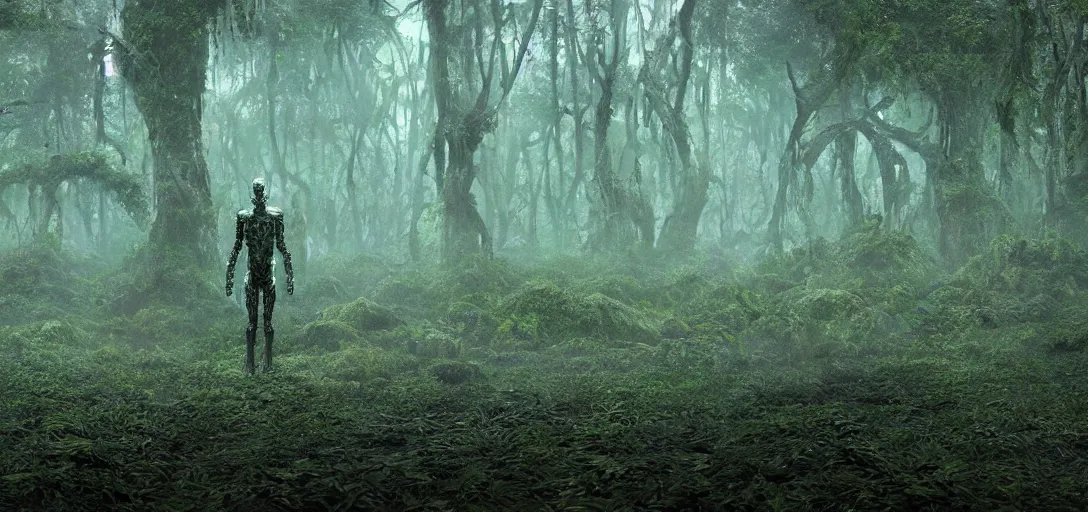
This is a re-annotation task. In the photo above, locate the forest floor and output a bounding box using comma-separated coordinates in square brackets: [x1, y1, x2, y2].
[3, 225, 1088, 511]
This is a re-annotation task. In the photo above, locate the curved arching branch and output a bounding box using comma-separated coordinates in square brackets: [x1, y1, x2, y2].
[0, 153, 150, 234]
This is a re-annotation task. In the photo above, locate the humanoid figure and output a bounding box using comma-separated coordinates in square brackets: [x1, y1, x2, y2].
[226, 178, 294, 375]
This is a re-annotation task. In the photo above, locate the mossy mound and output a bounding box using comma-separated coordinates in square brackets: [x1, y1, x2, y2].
[319, 344, 421, 383]
[681, 284, 764, 336]
[913, 285, 1016, 337]
[104, 306, 209, 348]
[297, 320, 361, 352]
[789, 288, 865, 321]
[495, 282, 661, 346]
[838, 222, 932, 287]
[445, 301, 500, 345]
[757, 221, 935, 292]
[654, 266, 721, 308]
[748, 287, 888, 345]
[36, 319, 90, 346]
[0, 241, 95, 325]
[909, 235, 1088, 339]
[303, 275, 351, 300]
[659, 317, 691, 339]
[307, 253, 396, 297]
[411, 332, 462, 359]
[428, 360, 483, 385]
[546, 337, 616, 356]
[956, 234, 1088, 299]
[572, 274, 645, 305]
[319, 297, 404, 332]
[1037, 307, 1088, 352]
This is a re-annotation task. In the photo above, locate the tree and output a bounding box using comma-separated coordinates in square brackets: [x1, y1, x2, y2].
[641, 0, 709, 253]
[114, 0, 251, 272]
[422, 0, 544, 264]
[583, 0, 654, 252]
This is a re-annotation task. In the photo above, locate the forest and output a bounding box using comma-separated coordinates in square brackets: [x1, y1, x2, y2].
[2, 0, 1088, 509]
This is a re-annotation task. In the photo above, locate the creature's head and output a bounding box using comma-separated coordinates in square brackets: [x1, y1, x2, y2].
[251, 177, 267, 210]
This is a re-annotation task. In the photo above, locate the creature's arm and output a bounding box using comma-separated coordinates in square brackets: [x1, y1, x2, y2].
[276, 215, 294, 295]
[226, 213, 245, 296]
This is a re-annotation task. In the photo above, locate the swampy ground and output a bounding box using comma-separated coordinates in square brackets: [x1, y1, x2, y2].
[3, 225, 1088, 511]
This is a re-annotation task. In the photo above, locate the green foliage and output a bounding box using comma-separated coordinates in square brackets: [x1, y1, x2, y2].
[370, 325, 464, 359]
[5, 235, 1088, 511]
[838, 221, 932, 288]
[1037, 306, 1088, 352]
[315, 344, 421, 383]
[0, 240, 101, 326]
[0, 152, 149, 227]
[760, 221, 935, 291]
[319, 297, 404, 333]
[681, 283, 765, 336]
[428, 360, 482, 385]
[957, 234, 1088, 298]
[546, 337, 613, 356]
[104, 307, 207, 348]
[749, 286, 892, 347]
[297, 319, 360, 352]
[495, 282, 661, 346]
[375, 257, 516, 319]
[0, 0, 47, 30]
[444, 300, 500, 346]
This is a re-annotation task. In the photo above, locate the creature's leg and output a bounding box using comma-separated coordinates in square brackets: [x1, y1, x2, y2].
[244, 273, 259, 375]
[260, 281, 277, 373]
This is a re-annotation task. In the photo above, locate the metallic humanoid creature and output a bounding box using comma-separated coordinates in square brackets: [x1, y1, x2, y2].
[226, 178, 294, 375]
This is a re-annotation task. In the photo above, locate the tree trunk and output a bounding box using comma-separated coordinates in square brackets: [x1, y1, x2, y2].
[837, 88, 864, 226]
[426, 0, 542, 264]
[648, 0, 708, 253]
[120, 0, 219, 270]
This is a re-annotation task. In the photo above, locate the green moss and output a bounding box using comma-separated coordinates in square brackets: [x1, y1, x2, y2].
[682, 284, 765, 335]
[297, 320, 360, 352]
[409, 329, 462, 359]
[428, 360, 483, 385]
[37, 320, 88, 346]
[495, 282, 661, 346]
[547, 337, 614, 356]
[1036, 306, 1088, 352]
[445, 301, 499, 345]
[956, 234, 1088, 299]
[573, 274, 644, 304]
[659, 316, 691, 339]
[0, 153, 149, 228]
[320, 297, 404, 332]
[789, 288, 864, 321]
[748, 287, 888, 345]
[320, 345, 420, 383]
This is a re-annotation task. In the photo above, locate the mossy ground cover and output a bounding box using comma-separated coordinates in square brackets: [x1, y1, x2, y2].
[3, 234, 1088, 510]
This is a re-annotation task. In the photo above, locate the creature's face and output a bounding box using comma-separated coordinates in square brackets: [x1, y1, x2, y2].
[251, 178, 267, 209]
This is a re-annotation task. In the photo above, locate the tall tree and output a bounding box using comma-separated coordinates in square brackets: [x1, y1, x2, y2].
[423, 0, 544, 264]
[115, 0, 251, 271]
[584, 0, 653, 252]
[648, 0, 709, 252]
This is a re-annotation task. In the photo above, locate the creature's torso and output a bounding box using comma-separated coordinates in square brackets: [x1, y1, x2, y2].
[239, 207, 283, 284]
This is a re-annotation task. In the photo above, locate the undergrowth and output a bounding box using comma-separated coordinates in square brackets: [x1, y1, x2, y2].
[3, 230, 1088, 510]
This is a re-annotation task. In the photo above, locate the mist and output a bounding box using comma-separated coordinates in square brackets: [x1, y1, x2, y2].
[2, 0, 1088, 509]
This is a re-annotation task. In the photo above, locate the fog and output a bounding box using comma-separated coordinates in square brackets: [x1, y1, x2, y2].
[2, 0, 1088, 509]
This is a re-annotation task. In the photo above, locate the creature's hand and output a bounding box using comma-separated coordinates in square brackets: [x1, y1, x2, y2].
[286, 280, 294, 296]
[226, 279, 234, 297]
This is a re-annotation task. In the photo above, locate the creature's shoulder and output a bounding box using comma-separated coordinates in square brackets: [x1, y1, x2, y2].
[266, 206, 283, 217]
[236, 209, 252, 220]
